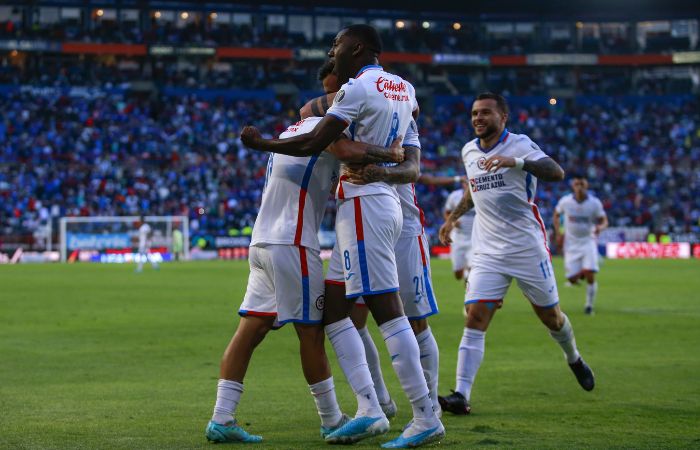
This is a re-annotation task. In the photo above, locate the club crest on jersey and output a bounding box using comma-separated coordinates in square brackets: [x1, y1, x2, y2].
[315, 295, 325, 311]
[334, 90, 345, 104]
[477, 157, 487, 170]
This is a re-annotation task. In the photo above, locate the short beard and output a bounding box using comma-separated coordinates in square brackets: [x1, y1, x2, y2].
[476, 123, 500, 140]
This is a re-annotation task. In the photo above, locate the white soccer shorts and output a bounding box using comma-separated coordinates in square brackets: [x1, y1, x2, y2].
[239, 244, 324, 325]
[332, 194, 402, 298]
[450, 239, 473, 272]
[395, 233, 439, 320]
[465, 250, 559, 308]
[564, 240, 600, 279]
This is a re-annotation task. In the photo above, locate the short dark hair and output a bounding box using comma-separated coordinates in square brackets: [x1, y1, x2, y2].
[317, 60, 335, 81]
[475, 92, 509, 116]
[343, 24, 383, 55]
[571, 173, 587, 181]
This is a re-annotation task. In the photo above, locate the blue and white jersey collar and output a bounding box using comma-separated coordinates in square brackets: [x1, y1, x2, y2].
[476, 128, 510, 153]
[356, 65, 383, 78]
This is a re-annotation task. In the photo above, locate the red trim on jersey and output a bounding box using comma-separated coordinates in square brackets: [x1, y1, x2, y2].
[337, 175, 347, 200]
[324, 280, 345, 286]
[531, 203, 551, 257]
[353, 197, 365, 241]
[294, 188, 307, 245]
[417, 235, 428, 267]
[298, 246, 309, 276]
[411, 183, 426, 229]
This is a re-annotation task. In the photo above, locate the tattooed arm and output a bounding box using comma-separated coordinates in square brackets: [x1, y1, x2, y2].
[300, 93, 335, 119]
[342, 146, 420, 185]
[439, 189, 474, 245]
[327, 136, 404, 164]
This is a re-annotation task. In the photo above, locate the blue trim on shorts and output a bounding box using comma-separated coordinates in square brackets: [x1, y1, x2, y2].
[422, 264, 439, 316]
[346, 287, 399, 299]
[357, 239, 371, 293]
[302, 275, 310, 322]
[406, 310, 439, 321]
[538, 301, 560, 309]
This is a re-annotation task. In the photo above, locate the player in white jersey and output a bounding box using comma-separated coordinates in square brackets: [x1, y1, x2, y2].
[206, 61, 406, 444]
[554, 174, 608, 314]
[136, 217, 158, 272]
[437, 93, 595, 417]
[242, 25, 444, 448]
[443, 179, 475, 281]
[302, 64, 442, 421]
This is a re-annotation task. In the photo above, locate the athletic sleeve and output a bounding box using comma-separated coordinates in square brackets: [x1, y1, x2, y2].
[518, 136, 549, 161]
[403, 119, 421, 149]
[326, 80, 366, 125]
[555, 197, 565, 214]
[595, 198, 607, 219]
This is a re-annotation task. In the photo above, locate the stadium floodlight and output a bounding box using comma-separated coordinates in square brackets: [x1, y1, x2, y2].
[59, 215, 189, 263]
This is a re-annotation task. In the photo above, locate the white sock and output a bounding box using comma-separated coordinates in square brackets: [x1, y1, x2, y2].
[325, 318, 382, 417]
[212, 379, 243, 424]
[309, 377, 343, 428]
[415, 327, 439, 411]
[358, 326, 391, 405]
[456, 328, 484, 401]
[549, 313, 581, 364]
[380, 316, 434, 420]
[586, 282, 598, 308]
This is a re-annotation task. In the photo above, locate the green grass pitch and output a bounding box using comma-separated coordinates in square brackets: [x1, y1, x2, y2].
[2, 258, 700, 449]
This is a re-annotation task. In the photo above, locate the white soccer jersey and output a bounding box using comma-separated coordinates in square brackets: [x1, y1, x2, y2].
[396, 183, 424, 238]
[444, 189, 475, 242]
[138, 223, 151, 250]
[461, 129, 550, 256]
[250, 117, 340, 251]
[326, 65, 419, 200]
[555, 193, 606, 250]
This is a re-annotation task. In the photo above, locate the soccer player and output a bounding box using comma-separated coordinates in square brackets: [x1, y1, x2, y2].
[206, 64, 405, 444]
[172, 227, 184, 262]
[553, 175, 608, 314]
[443, 179, 475, 281]
[301, 69, 444, 422]
[136, 216, 158, 272]
[437, 92, 595, 416]
[241, 25, 444, 448]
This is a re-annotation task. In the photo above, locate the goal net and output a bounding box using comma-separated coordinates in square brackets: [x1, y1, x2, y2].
[59, 216, 189, 263]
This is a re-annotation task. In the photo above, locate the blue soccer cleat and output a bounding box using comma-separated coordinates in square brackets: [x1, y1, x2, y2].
[205, 420, 263, 443]
[382, 421, 445, 448]
[320, 413, 352, 439]
[324, 415, 390, 444]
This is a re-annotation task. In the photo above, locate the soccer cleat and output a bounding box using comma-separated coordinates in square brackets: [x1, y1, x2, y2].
[584, 306, 594, 315]
[382, 421, 445, 448]
[205, 420, 263, 443]
[380, 399, 398, 419]
[320, 413, 352, 439]
[324, 415, 390, 444]
[569, 357, 595, 391]
[437, 390, 471, 415]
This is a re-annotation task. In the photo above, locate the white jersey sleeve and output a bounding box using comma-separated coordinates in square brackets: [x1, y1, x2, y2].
[403, 118, 421, 149]
[326, 80, 366, 125]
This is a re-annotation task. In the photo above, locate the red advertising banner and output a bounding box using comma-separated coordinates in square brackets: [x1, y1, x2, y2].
[62, 42, 147, 55]
[693, 244, 700, 258]
[606, 242, 691, 259]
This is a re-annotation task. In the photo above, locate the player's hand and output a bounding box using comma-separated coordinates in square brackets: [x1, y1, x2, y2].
[240, 126, 262, 149]
[484, 156, 515, 173]
[556, 234, 564, 250]
[439, 220, 455, 245]
[344, 164, 386, 185]
[388, 136, 405, 163]
[594, 225, 602, 236]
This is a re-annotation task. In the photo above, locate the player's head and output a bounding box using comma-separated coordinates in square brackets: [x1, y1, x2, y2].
[328, 24, 382, 83]
[318, 60, 340, 94]
[571, 174, 589, 197]
[471, 92, 509, 140]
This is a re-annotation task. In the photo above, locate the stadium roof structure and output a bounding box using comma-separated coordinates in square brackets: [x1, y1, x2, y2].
[31, 0, 700, 20]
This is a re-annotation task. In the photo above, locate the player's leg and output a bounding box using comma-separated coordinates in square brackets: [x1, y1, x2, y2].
[582, 242, 600, 314]
[516, 253, 595, 391]
[207, 246, 275, 443]
[440, 255, 510, 415]
[350, 303, 396, 417]
[136, 248, 145, 272]
[450, 241, 466, 280]
[398, 233, 441, 416]
[565, 249, 583, 285]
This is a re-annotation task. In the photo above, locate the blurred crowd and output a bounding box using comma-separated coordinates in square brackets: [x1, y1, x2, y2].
[1, 89, 698, 246]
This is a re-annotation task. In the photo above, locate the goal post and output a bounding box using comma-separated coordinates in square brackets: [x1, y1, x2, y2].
[59, 215, 189, 263]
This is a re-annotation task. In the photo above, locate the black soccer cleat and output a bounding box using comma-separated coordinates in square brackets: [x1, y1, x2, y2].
[584, 306, 594, 315]
[438, 390, 471, 415]
[569, 357, 595, 391]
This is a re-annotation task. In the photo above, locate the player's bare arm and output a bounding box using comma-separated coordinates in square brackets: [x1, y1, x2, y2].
[240, 114, 347, 157]
[595, 215, 609, 235]
[553, 209, 564, 248]
[343, 145, 420, 185]
[419, 174, 465, 186]
[327, 136, 404, 165]
[484, 156, 565, 182]
[300, 93, 336, 119]
[439, 189, 474, 245]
